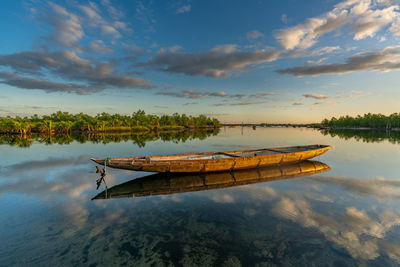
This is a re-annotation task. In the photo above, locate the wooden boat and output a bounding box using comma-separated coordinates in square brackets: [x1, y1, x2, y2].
[91, 144, 331, 173]
[92, 160, 330, 199]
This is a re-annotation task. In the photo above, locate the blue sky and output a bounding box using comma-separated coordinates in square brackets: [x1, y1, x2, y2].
[0, 0, 400, 123]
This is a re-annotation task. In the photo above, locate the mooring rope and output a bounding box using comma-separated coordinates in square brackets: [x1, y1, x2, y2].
[95, 157, 111, 198]
[103, 157, 110, 198]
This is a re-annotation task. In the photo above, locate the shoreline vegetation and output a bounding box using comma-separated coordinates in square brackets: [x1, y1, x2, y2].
[0, 110, 220, 135]
[2, 111, 398, 136]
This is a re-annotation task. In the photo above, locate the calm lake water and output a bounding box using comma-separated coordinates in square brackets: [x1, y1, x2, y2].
[2, 127, 400, 266]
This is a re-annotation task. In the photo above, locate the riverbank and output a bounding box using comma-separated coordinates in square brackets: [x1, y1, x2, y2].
[0, 110, 220, 135]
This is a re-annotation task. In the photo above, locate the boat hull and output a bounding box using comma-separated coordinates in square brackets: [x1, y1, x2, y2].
[91, 144, 331, 173]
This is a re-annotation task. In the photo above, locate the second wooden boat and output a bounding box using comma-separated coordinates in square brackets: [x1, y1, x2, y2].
[91, 144, 331, 173]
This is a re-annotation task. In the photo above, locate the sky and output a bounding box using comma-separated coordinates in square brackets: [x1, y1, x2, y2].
[0, 0, 400, 123]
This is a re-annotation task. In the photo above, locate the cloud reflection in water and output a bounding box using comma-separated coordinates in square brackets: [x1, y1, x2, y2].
[1, 154, 400, 265]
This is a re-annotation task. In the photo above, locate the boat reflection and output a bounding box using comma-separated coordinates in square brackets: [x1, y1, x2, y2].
[92, 160, 330, 200]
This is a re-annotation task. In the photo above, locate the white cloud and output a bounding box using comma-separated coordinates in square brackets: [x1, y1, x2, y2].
[214, 99, 269, 106]
[303, 93, 329, 99]
[79, 3, 131, 35]
[101, 25, 122, 38]
[89, 40, 113, 54]
[210, 91, 228, 97]
[114, 21, 132, 32]
[157, 89, 208, 99]
[277, 45, 400, 76]
[47, 3, 84, 48]
[246, 30, 265, 40]
[157, 89, 232, 99]
[135, 1, 156, 32]
[311, 46, 341, 55]
[306, 57, 327, 65]
[275, 0, 400, 50]
[142, 45, 280, 78]
[0, 51, 155, 94]
[211, 44, 237, 53]
[176, 5, 191, 14]
[0, 1, 150, 95]
[292, 102, 304, 106]
[281, 14, 288, 24]
[101, 0, 125, 20]
[249, 92, 279, 98]
[79, 5, 102, 22]
[353, 5, 399, 40]
[377, 0, 399, 7]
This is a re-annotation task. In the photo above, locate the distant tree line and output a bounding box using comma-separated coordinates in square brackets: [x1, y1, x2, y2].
[0, 110, 220, 135]
[321, 113, 400, 129]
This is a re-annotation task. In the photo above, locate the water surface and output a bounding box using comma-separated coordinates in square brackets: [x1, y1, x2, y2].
[1, 127, 400, 266]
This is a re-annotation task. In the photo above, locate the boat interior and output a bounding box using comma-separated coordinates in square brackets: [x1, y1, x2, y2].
[136, 145, 327, 161]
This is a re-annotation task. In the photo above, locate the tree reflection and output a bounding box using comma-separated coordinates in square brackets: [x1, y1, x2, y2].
[0, 129, 220, 148]
[320, 129, 400, 144]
